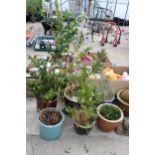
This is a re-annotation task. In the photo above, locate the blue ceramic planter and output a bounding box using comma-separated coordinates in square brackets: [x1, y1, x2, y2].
[37, 107, 64, 140]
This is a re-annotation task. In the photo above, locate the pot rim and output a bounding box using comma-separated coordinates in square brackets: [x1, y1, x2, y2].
[103, 94, 115, 103]
[72, 118, 95, 129]
[64, 86, 78, 103]
[97, 103, 124, 123]
[38, 107, 64, 128]
[117, 90, 129, 107]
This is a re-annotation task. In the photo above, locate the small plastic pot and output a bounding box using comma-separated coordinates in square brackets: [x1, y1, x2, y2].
[36, 97, 57, 112]
[31, 16, 36, 23]
[97, 103, 124, 132]
[37, 107, 64, 140]
[73, 120, 95, 135]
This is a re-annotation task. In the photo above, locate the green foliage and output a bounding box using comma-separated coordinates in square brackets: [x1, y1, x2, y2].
[65, 66, 102, 126]
[26, 0, 42, 15]
[78, 47, 92, 59]
[96, 49, 107, 61]
[48, 0, 81, 60]
[27, 56, 67, 102]
[27, 1, 82, 103]
[93, 74, 114, 100]
[100, 105, 121, 120]
[92, 59, 103, 73]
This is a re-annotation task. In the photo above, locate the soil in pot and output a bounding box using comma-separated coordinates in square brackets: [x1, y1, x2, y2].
[36, 97, 57, 112]
[119, 89, 129, 104]
[39, 109, 62, 125]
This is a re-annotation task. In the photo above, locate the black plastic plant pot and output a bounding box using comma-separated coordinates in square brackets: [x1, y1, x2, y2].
[26, 14, 32, 22]
[73, 121, 94, 135]
[31, 16, 37, 23]
[34, 13, 44, 22]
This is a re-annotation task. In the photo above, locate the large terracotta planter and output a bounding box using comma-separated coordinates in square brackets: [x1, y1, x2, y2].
[36, 97, 57, 112]
[117, 90, 129, 116]
[97, 103, 124, 132]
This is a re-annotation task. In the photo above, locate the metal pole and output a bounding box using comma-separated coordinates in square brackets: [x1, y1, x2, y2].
[106, 0, 109, 10]
[123, 1, 129, 26]
[83, 0, 87, 13]
[49, 0, 53, 19]
[113, 0, 118, 18]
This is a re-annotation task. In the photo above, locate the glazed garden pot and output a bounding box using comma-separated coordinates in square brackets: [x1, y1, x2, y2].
[97, 103, 124, 132]
[73, 120, 95, 135]
[103, 95, 115, 103]
[37, 107, 64, 140]
[117, 90, 129, 116]
[36, 97, 57, 112]
[64, 86, 79, 108]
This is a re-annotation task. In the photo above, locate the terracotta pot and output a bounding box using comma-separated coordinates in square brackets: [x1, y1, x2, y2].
[36, 97, 57, 112]
[117, 90, 129, 116]
[97, 103, 124, 132]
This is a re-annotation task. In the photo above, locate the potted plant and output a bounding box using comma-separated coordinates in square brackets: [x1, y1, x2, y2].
[27, 0, 81, 109]
[65, 79, 102, 135]
[38, 107, 64, 140]
[26, 0, 43, 22]
[97, 103, 124, 132]
[67, 108, 96, 135]
[64, 66, 90, 108]
[117, 89, 129, 116]
[93, 74, 115, 103]
[27, 56, 67, 112]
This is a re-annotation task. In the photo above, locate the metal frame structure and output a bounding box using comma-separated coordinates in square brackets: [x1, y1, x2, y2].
[45, 0, 129, 21]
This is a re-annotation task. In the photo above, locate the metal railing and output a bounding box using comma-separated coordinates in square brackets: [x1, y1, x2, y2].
[44, 0, 129, 21]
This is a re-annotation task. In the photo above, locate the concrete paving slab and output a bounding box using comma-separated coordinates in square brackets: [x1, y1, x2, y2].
[27, 134, 128, 155]
[26, 97, 128, 155]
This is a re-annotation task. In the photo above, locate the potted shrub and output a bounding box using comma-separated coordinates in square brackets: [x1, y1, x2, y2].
[26, 0, 43, 22]
[38, 107, 64, 140]
[64, 66, 90, 108]
[117, 89, 129, 116]
[66, 79, 102, 135]
[97, 103, 124, 131]
[27, 56, 67, 112]
[93, 74, 115, 103]
[67, 108, 96, 135]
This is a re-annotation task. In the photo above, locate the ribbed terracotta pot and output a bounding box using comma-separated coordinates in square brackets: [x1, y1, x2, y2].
[97, 103, 124, 132]
[117, 90, 129, 116]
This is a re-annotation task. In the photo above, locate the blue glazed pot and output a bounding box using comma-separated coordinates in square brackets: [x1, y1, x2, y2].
[37, 107, 64, 140]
